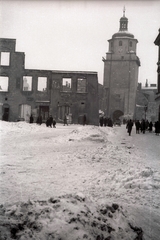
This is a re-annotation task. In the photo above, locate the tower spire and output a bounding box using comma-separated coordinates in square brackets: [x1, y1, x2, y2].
[119, 6, 128, 31]
[123, 6, 125, 17]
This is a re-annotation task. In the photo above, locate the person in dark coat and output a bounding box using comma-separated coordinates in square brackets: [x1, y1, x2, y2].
[37, 115, 42, 125]
[155, 121, 160, 135]
[126, 119, 133, 136]
[53, 118, 56, 128]
[103, 116, 107, 127]
[64, 115, 68, 126]
[83, 115, 87, 126]
[46, 117, 50, 127]
[141, 119, 146, 134]
[99, 116, 104, 127]
[49, 115, 53, 127]
[148, 121, 153, 132]
[135, 120, 141, 134]
[108, 118, 113, 127]
[29, 114, 34, 123]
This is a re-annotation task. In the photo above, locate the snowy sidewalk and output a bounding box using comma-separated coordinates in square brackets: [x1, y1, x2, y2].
[0, 121, 160, 239]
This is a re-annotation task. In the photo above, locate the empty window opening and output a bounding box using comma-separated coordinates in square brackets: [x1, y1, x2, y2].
[62, 78, 72, 92]
[130, 41, 132, 47]
[77, 78, 87, 93]
[0, 52, 10, 66]
[0, 76, 9, 91]
[23, 76, 32, 91]
[38, 77, 47, 91]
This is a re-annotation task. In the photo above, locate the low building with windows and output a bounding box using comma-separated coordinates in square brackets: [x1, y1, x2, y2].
[0, 38, 99, 125]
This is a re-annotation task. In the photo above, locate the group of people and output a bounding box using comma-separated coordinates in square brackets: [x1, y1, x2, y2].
[126, 119, 160, 136]
[46, 115, 56, 128]
[99, 116, 113, 127]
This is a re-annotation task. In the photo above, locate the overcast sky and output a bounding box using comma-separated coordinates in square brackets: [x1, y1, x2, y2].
[0, 0, 160, 86]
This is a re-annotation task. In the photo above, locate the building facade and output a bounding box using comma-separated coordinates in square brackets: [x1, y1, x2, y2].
[154, 28, 160, 121]
[135, 81, 157, 122]
[0, 38, 99, 125]
[102, 10, 140, 121]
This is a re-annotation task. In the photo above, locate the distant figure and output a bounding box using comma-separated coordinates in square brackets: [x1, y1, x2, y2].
[126, 119, 133, 136]
[103, 116, 107, 127]
[46, 117, 50, 127]
[83, 114, 87, 126]
[49, 115, 53, 127]
[108, 118, 113, 127]
[29, 114, 34, 123]
[155, 121, 160, 136]
[99, 116, 104, 127]
[141, 119, 146, 134]
[148, 121, 153, 132]
[53, 119, 56, 128]
[135, 120, 141, 134]
[64, 115, 68, 126]
[36, 115, 42, 125]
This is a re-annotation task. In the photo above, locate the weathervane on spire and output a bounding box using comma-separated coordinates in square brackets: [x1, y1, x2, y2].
[123, 6, 126, 17]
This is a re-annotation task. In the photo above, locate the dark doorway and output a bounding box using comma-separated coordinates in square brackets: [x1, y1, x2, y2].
[112, 110, 123, 121]
[2, 107, 9, 121]
[39, 106, 49, 122]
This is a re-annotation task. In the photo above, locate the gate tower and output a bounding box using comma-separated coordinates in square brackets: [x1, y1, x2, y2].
[103, 8, 140, 121]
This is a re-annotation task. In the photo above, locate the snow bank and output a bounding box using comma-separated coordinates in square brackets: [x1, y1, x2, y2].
[0, 193, 143, 240]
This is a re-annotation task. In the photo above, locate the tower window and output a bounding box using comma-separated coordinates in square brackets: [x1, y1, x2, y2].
[130, 41, 132, 47]
[111, 42, 113, 48]
[119, 41, 122, 46]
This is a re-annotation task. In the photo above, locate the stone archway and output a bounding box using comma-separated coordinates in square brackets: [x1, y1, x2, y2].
[112, 110, 123, 121]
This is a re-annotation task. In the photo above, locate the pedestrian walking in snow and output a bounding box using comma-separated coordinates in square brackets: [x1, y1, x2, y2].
[135, 120, 141, 134]
[108, 118, 113, 127]
[29, 114, 34, 123]
[83, 114, 87, 126]
[141, 119, 146, 134]
[126, 119, 133, 136]
[49, 115, 53, 127]
[155, 121, 160, 135]
[99, 116, 104, 127]
[64, 115, 68, 126]
[53, 119, 56, 128]
[148, 121, 153, 132]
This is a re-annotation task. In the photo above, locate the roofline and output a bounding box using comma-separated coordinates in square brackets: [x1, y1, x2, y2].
[0, 38, 16, 41]
[51, 70, 97, 74]
[24, 69, 98, 75]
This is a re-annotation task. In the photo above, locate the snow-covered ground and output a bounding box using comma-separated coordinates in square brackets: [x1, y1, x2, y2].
[0, 121, 159, 239]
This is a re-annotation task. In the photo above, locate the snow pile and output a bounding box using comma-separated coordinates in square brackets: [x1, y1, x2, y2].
[0, 120, 159, 239]
[0, 193, 143, 240]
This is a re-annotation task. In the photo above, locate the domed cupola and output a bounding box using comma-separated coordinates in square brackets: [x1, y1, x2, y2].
[112, 7, 134, 39]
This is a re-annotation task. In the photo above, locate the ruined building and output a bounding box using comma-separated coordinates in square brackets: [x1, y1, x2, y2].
[0, 38, 99, 125]
[102, 10, 140, 121]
